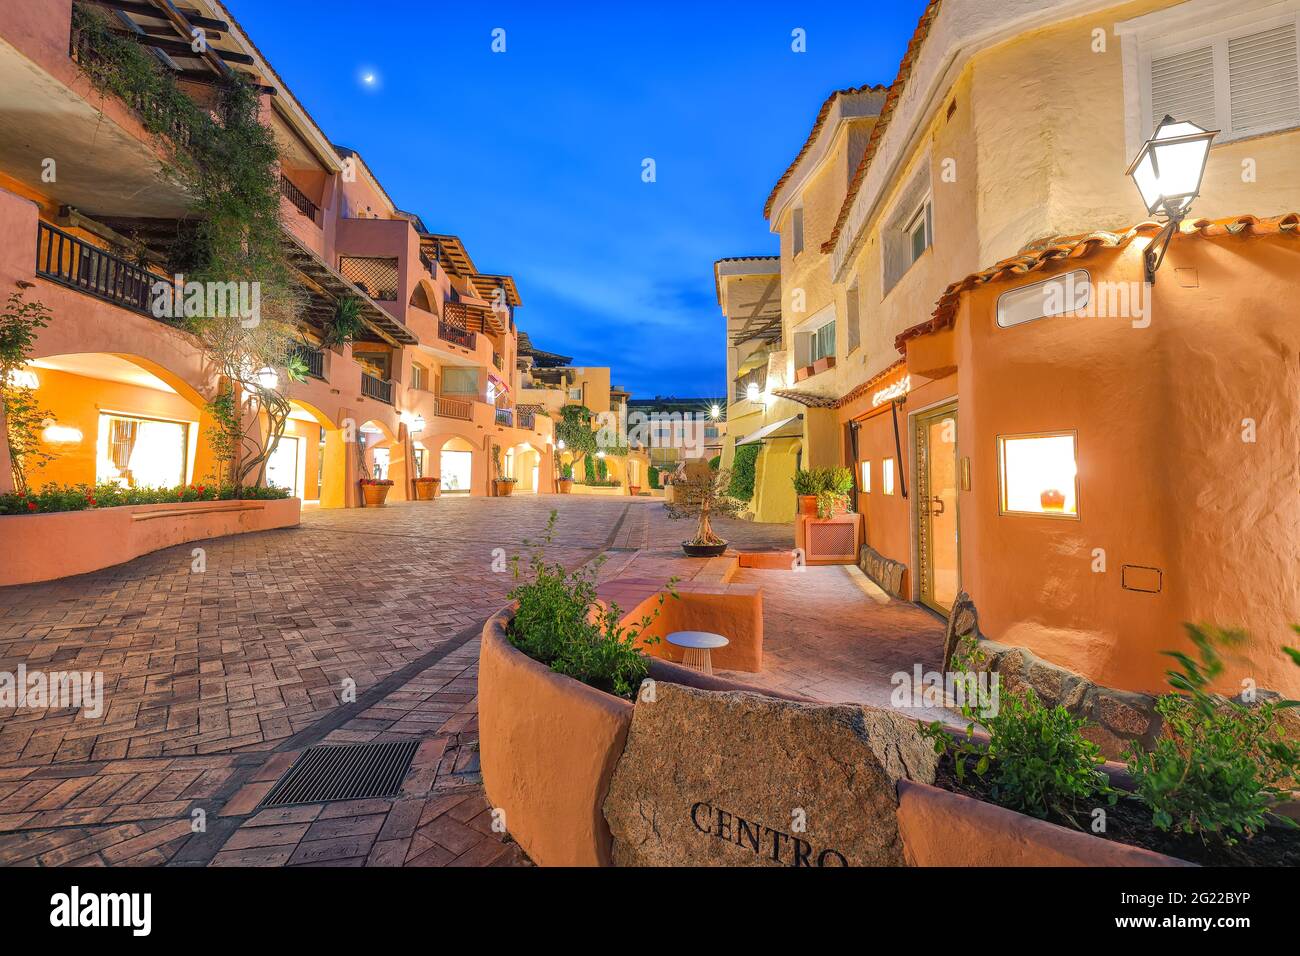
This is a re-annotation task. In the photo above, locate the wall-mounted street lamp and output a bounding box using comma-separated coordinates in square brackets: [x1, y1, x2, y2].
[709, 403, 721, 420]
[556, 439, 566, 451]
[1126, 115, 1216, 284]
[745, 382, 761, 403]
[410, 414, 425, 435]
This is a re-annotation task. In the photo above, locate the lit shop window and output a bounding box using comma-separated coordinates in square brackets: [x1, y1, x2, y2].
[882, 458, 896, 496]
[860, 460, 872, 493]
[998, 432, 1079, 517]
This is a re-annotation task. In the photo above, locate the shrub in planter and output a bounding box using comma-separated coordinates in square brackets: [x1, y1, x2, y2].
[0, 481, 289, 515]
[359, 477, 393, 507]
[647, 465, 660, 490]
[1125, 625, 1300, 848]
[507, 511, 675, 699]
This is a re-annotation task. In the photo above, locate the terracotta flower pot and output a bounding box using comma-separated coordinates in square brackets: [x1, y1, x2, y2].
[414, 477, 439, 501]
[628, 485, 641, 496]
[1040, 488, 1066, 512]
[361, 483, 391, 507]
[557, 478, 573, 494]
[798, 495, 819, 517]
[495, 479, 516, 497]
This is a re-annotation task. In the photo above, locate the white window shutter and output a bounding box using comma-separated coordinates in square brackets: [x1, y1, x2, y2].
[1228, 24, 1300, 134]
[1150, 45, 1217, 131]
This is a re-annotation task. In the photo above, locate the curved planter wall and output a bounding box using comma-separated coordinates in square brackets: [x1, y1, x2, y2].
[478, 610, 633, 867]
[896, 779, 1194, 867]
[0, 498, 301, 587]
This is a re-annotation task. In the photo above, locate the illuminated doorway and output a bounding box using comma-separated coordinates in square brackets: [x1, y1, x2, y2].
[914, 401, 960, 615]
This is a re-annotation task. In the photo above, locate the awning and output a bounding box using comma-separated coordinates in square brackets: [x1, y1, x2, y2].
[736, 414, 804, 446]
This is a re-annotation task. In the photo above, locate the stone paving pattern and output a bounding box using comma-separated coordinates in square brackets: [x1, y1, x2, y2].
[0, 495, 947, 866]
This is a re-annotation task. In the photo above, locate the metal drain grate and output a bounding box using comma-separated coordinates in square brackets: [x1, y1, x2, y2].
[258, 741, 419, 808]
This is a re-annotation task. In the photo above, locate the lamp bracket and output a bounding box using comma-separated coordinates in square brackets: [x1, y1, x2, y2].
[1144, 212, 1184, 285]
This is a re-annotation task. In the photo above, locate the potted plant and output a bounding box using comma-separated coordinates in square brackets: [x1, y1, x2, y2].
[665, 466, 745, 557]
[359, 477, 394, 507]
[793, 468, 822, 517]
[557, 462, 574, 494]
[492, 445, 517, 497]
[627, 483, 641, 496]
[413, 476, 440, 501]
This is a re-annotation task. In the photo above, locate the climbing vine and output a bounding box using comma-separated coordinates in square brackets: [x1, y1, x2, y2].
[73, 3, 304, 492]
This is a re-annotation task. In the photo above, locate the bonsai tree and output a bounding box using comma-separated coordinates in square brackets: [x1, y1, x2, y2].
[665, 466, 745, 549]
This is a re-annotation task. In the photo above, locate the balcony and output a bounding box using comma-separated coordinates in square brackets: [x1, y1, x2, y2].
[492, 351, 504, 371]
[339, 256, 399, 302]
[35, 221, 156, 317]
[495, 408, 513, 427]
[517, 407, 537, 430]
[435, 395, 474, 422]
[291, 345, 327, 381]
[280, 175, 322, 226]
[438, 319, 477, 350]
[361, 371, 394, 405]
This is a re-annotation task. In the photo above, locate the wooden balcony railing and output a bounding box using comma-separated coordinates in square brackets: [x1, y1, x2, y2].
[291, 345, 327, 381]
[35, 221, 155, 317]
[280, 175, 322, 226]
[495, 407, 514, 427]
[435, 395, 474, 421]
[438, 319, 477, 350]
[517, 407, 537, 430]
[361, 371, 394, 404]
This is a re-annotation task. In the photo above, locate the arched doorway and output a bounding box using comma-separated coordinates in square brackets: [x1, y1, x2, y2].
[509, 442, 542, 493]
[19, 353, 209, 493]
[440, 436, 475, 494]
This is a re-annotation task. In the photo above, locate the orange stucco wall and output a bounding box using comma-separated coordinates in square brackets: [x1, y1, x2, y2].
[947, 234, 1300, 697]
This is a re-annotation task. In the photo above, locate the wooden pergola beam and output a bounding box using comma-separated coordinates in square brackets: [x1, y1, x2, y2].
[108, 29, 255, 65]
[80, 0, 230, 32]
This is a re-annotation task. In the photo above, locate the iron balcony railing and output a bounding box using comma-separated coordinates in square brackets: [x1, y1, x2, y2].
[280, 175, 322, 226]
[517, 407, 537, 430]
[495, 407, 513, 427]
[361, 371, 394, 405]
[35, 221, 155, 317]
[435, 395, 474, 422]
[291, 345, 327, 381]
[438, 319, 477, 350]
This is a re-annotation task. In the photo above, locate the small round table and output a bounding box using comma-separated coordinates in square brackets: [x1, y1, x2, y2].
[666, 631, 730, 676]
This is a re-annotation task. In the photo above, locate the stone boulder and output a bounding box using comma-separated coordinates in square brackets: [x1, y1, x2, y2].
[602, 682, 938, 866]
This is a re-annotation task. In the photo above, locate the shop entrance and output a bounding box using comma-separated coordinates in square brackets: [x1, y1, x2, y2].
[914, 401, 960, 615]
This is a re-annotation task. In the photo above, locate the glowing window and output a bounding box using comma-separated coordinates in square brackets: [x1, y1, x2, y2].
[882, 458, 896, 495]
[860, 460, 871, 493]
[998, 432, 1079, 517]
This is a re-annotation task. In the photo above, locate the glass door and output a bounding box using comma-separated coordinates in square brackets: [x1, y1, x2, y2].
[915, 402, 960, 615]
[266, 435, 301, 497]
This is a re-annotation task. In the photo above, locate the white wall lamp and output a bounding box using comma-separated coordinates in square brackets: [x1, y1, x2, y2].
[1126, 115, 1216, 284]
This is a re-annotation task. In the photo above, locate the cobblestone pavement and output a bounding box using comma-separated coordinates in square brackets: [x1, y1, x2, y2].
[0, 495, 946, 866]
[0, 495, 640, 866]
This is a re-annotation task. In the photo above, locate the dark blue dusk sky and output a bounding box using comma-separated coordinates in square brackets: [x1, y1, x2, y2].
[228, 0, 929, 398]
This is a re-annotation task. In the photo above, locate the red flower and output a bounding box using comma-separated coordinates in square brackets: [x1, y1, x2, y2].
[26, 502, 37, 512]
[87, 498, 96, 507]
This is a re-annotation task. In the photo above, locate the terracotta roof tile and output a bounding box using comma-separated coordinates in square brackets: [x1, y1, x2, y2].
[770, 359, 909, 411]
[763, 85, 889, 221]
[821, 0, 943, 255]
[894, 212, 1300, 353]
[769, 388, 838, 408]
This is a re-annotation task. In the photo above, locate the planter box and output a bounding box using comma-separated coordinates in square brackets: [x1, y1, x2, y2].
[479, 609, 633, 867]
[895, 779, 1194, 867]
[0, 498, 301, 587]
[795, 513, 861, 565]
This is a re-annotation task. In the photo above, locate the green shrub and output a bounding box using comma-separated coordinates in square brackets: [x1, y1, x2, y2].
[708, 455, 721, 470]
[1125, 624, 1300, 845]
[584, 454, 596, 483]
[922, 687, 1114, 825]
[508, 511, 674, 699]
[727, 444, 760, 501]
[0, 481, 290, 515]
[559, 462, 573, 481]
[647, 465, 660, 489]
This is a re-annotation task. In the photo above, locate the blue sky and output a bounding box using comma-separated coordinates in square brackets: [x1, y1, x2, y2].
[229, 0, 928, 398]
